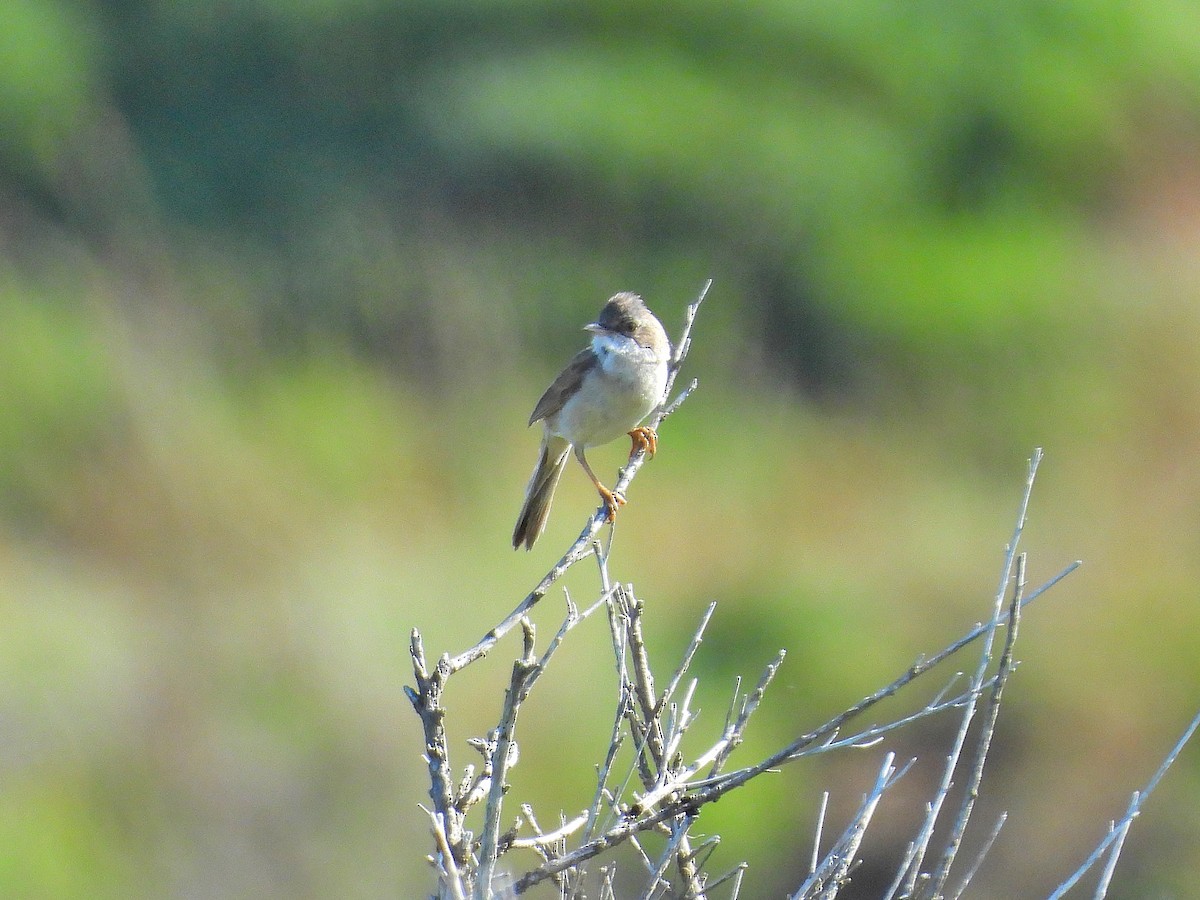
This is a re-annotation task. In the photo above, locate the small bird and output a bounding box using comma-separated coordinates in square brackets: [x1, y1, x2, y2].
[513, 292, 671, 550]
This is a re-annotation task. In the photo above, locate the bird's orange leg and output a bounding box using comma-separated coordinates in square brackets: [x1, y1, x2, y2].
[574, 447, 626, 522]
[627, 425, 658, 460]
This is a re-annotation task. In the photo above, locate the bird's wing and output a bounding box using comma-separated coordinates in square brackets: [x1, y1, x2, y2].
[528, 348, 597, 425]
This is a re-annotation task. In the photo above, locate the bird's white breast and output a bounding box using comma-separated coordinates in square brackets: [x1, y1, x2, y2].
[552, 334, 667, 448]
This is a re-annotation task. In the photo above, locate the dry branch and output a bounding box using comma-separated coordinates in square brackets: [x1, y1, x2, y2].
[404, 285, 1197, 897]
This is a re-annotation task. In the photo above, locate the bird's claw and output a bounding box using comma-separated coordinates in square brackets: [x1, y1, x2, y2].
[628, 426, 658, 460]
[598, 486, 627, 523]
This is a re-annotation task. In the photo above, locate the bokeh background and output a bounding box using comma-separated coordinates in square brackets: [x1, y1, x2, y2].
[5, 1, 1200, 896]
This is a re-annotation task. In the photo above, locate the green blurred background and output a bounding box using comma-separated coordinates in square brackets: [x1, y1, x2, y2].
[4, 0, 1200, 896]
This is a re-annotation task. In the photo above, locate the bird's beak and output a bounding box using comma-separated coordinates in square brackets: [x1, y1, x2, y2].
[583, 323, 605, 335]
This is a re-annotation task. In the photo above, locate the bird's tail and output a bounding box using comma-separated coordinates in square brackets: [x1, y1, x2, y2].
[512, 436, 570, 550]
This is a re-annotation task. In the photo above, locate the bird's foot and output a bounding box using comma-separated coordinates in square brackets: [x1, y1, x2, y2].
[627, 426, 658, 460]
[597, 484, 627, 523]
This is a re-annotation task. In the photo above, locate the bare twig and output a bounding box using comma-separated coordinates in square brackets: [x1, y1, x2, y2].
[516, 549, 1068, 894]
[412, 340, 1150, 900]
[405, 633, 466, 868]
[421, 804, 470, 900]
[690, 564, 1059, 798]
[708, 650, 786, 776]
[925, 554, 1026, 896]
[890, 450, 1043, 899]
[479, 587, 621, 891]
[1093, 815, 1133, 900]
[790, 753, 908, 899]
[508, 812, 589, 851]
[612, 586, 710, 897]
[684, 562, 1078, 809]
[948, 812, 1007, 900]
[512, 576, 1079, 890]
[1049, 708, 1200, 899]
[477, 619, 538, 890]
[810, 792, 830, 877]
[639, 814, 694, 899]
[657, 601, 718, 718]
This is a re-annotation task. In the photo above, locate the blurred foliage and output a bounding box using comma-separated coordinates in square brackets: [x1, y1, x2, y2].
[4, 0, 1200, 895]
[12, 0, 1197, 387]
[0, 0, 99, 186]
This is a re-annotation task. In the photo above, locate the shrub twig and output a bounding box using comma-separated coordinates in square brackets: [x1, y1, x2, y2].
[1048, 709, 1200, 899]
[406, 281, 1196, 896]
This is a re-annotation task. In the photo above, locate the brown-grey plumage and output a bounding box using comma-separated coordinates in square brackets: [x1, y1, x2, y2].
[513, 293, 670, 550]
[527, 349, 597, 425]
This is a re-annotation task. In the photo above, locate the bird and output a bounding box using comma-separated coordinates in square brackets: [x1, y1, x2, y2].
[513, 292, 671, 550]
